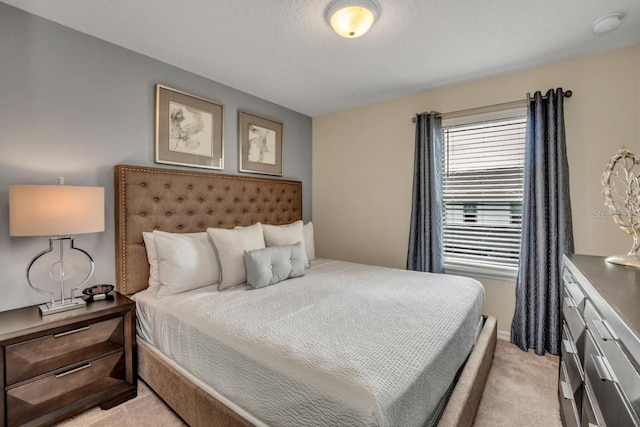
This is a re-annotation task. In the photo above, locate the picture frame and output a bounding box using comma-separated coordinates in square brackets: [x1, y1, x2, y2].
[155, 84, 224, 170]
[238, 110, 283, 176]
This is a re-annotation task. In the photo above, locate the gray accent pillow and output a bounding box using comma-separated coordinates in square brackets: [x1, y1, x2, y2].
[244, 242, 306, 289]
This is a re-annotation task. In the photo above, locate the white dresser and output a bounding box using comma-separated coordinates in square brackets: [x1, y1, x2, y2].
[560, 254, 640, 426]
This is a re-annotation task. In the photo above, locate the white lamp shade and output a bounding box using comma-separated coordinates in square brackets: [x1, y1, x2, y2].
[9, 185, 105, 236]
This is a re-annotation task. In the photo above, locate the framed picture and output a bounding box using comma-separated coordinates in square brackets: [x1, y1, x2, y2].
[155, 84, 224, 170]
[238, 110, 283, 176]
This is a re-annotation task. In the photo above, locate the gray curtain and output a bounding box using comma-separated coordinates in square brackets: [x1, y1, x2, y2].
[511, 89, 574, 355]
[407, 112, 444, 273]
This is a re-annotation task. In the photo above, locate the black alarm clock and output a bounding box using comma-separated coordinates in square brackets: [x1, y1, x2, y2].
[83, 284, 115, 302]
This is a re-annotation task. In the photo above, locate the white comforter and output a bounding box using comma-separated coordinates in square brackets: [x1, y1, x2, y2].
[135, 259, 484, 427]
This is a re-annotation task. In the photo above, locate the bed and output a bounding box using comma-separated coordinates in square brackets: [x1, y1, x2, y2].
[114, 164, 497, 426]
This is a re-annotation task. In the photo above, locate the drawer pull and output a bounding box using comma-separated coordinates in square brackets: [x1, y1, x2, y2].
[562, 339, 578, 355]
[55, 363, 92, 378]
[564, 296, 576, 309]
[593, 320, 618, 341]
[560, 380, 573, 400]
[54, 325, 90, 338]
[591, 354, 615, 382]
[563, 271, 576, 284]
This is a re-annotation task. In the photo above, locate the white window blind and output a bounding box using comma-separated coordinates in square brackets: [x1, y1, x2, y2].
[442, 109, 526, 278]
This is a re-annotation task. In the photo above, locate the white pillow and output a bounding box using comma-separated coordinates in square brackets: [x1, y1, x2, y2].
[142, 231, 161, 291]
[262, 220, 309, 267]
[303, 221, 316, 262]
[207, 223, 266, 290]
[153, 231, 220, 297]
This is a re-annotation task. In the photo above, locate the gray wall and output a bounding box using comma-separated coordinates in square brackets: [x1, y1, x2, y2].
[0, 3, 312, 311]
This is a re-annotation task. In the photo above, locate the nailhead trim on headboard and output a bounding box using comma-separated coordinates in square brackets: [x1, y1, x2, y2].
[114, 165, 303, 295]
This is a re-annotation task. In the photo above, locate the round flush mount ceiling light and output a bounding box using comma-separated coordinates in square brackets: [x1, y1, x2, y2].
[592, 13, 624, 34]
[325, 0, 381, 39]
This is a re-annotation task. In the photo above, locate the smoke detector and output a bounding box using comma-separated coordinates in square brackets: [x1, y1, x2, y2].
[592, 13, 624, 34]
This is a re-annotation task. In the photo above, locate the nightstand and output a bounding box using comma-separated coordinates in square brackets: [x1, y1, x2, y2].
[0, 292, 136, 427]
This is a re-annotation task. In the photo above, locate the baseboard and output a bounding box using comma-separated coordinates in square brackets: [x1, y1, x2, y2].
[497, 329, 510, 341]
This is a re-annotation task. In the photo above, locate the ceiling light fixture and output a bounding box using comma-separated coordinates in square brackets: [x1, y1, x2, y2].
[592, 13, 624, 34]
[325, 0, 380, 39]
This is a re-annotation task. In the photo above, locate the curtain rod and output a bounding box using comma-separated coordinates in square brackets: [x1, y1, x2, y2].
[411, 89, 572, 123]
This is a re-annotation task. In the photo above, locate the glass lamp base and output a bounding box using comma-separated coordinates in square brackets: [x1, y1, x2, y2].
[605, 254, 640, 269]
[39, 297, 87, 316]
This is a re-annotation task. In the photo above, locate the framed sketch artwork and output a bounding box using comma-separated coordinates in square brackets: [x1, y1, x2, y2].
[238, 111, 283, 176]
[155, 84, 224, 169]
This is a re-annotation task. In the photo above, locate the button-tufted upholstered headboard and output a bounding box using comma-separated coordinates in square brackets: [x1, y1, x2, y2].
[114, 165, 303, 295]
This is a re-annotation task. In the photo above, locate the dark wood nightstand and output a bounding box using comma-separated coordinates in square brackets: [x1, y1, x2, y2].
[0, 292, 136, 427]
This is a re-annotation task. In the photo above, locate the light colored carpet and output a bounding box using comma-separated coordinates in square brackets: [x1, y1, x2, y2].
[57, 381, 186, 427]
[57, 339, 560, 426]
[473, 339, 561, 426]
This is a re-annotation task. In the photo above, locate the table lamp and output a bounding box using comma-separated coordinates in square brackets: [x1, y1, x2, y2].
[9, 179, 105, 315]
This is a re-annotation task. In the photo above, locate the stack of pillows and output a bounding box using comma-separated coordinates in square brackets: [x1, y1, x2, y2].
[142, 221, 316, 297]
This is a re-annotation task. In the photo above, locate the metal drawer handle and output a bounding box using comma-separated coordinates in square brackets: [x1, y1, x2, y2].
[55, 363, 92, 378]
[591, 354, 615, 382]
[560, 380, 573, 400]
[54, 325, 90, 338]
[564, 296, 576, 309]
[563, 269, 576, 284]
[593, 320, 618, 341]
[563, 339, 577, 355]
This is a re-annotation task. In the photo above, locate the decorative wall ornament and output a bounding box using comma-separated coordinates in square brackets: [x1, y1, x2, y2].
[238, 110, 283, 176]
[156, 84, 224, 170]
[601, 146, 640, 267]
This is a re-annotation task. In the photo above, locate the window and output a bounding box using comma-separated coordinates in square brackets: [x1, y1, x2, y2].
[509, 203, 522, 225]
[442, 107, 526, 278]
[463, 204, 477, 223]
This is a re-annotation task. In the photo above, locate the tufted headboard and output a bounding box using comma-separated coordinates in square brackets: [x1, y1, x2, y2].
[114, 165, 303, 295]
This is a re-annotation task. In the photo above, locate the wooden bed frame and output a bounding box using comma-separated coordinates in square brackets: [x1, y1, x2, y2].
[114, 164, 497, 426]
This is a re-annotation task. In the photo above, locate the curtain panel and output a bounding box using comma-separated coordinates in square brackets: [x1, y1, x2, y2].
[511, 88, 574, 355]
[407, 112, 444, 273]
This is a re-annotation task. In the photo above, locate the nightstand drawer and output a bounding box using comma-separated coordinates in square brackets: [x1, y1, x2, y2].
[5, 350, 126, 427]
[5, 316, 124, 385]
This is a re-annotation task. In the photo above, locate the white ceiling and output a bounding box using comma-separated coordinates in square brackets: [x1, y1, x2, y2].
[4, 0, 640, 117]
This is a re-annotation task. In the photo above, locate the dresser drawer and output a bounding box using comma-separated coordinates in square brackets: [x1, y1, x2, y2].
[582, 381, 603, 427]
[5, 316, 124, 385]
[583, 300, 602, 324]
[559, 360, 580, 427]
[6, 351, 126, 427]
[586, 317, 640, 419]
[562, 323, 584, 395]
[563, 288, 586, 347]
[584, 330, 639, 426]
[563, 268, 585, 312]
